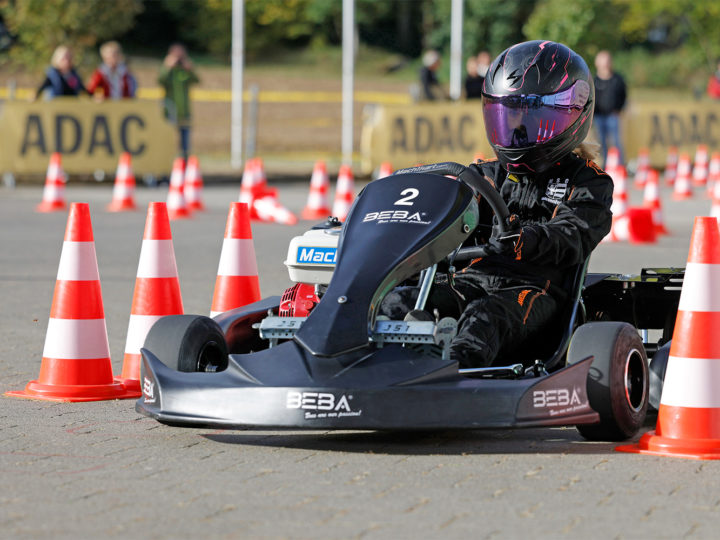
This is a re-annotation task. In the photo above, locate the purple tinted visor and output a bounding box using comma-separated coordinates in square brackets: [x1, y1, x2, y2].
[483, 80, 590, 149]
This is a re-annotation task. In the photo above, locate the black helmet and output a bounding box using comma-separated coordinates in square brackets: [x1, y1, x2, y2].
[482, 40, 594, 173]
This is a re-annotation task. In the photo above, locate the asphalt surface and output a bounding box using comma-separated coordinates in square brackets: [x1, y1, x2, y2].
[2, 179, 720, 539]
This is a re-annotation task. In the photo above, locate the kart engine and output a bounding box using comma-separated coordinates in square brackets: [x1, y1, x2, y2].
[279, 283, 320, 317]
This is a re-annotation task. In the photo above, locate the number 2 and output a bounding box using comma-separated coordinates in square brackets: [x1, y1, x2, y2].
[394, 188, 419, 206]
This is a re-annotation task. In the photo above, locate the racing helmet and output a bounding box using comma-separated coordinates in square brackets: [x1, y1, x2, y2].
[482, 40, 594, 173]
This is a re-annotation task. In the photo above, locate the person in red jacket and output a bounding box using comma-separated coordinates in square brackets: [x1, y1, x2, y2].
[708, 60, 720, 100]
[87, 41, 137, 100]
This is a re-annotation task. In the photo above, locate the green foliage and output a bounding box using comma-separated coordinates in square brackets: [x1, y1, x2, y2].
[424, 0, 537, 58]
[0, 0, 143, 68]
[523, 0, 625, 62]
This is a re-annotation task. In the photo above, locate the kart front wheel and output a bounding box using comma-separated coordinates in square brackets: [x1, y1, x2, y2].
[143, 315, 229, 373]
[567, 322, 648, 441]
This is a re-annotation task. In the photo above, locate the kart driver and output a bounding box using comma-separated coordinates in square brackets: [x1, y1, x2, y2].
[381, 40, 613, 369]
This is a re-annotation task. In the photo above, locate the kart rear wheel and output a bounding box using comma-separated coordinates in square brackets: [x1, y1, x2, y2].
[143, 315, 229, 373]
[567, 322, 648, 441]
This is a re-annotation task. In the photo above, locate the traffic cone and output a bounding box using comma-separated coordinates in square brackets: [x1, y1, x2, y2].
[166, 157, 191, 220]
[115, 202, 184, 392]
[184, 155, 205, 211]
[605, 146, 621, 172]
[643, 169, 668, 235]
[473, 152, 486, 163]
[107, 152, 137, 212]
[673, 153, 693, 200]
[603, 166, 629, 243]
[377, 161, 394, 179]
[301, 160, 332, 220]
[633, 148, 650, 190]
[238, 158, 266, 220]
[332, 164, 355, 221]
[210, 202, 261, 318]
[692, 145, 709, 187]
[710, 177, 720, 220]
[254, 192, 299, 225]
[664, 146, 678, 186]
[617, 216, 720, 459]
[707, 152, 720, 197]
[36, 152, 66, 212]
[6, 203, 138, 401]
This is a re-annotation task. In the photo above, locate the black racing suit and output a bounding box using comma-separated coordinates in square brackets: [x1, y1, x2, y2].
[380, 153, 613, 368]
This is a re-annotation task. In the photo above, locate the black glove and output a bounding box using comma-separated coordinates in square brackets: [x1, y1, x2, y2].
[475, 214, 536, 259]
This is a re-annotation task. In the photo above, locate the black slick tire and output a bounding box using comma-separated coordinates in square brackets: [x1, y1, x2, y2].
[567, 322, 649, 441]
[143, 315, 229, 373]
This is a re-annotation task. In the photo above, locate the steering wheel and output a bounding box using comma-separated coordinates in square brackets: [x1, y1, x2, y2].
[392, 162, 510, 261]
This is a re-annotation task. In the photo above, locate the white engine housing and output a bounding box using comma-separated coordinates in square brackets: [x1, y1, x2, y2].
[284, 228, 340, 285]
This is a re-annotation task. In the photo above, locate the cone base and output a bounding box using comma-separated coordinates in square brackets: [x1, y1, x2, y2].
[168, 209, 191, 220]
[5, 379, 140, 402]
[673, 193, 693, 200]
[616, 430, 720, 460]
[36, 201, 66, 213]
[107, 200, 137, 212]
[187, 202, 205, 211]
[302, 207, 332, 221]
[114, 377, 141, 394]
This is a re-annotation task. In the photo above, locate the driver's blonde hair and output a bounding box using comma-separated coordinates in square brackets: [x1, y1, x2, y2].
[573, 140, 601, 162]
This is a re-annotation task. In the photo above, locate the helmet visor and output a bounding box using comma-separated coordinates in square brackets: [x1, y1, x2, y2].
[483, 80, 590, 149]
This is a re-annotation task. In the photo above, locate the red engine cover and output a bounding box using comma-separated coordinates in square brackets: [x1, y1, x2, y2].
[279, 283, 319, 317]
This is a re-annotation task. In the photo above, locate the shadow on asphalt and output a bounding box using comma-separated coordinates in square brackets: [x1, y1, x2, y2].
[199, 426, 652, 455]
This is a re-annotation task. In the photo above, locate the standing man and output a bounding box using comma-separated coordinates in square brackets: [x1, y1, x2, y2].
[159, 43, 199, 160]
[419, 50, 447, 101]
[593, 50, 627, 166]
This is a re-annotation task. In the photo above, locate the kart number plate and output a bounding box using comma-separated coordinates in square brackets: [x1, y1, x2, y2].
[372, 320, 437, 344]
[258, 316, 307, 339]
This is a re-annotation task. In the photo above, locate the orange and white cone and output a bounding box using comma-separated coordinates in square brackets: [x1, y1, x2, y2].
[617, 216, 720, 459]
[115, 202, 184, 392]
[107, 152, 137, 212]
[710, 177, 720, 220]
[377, 161, 394, 179]
[692, 145, 709, 187]
[605, 146, 621, 172]
[633, 148, 650, 190]
[301, 160, 332, 220]
[643, 169, 667, 235]
[332, 164, 355, 221]
[673, 153, 693, 200]
[166, 157, 191, 220]
[707, 152, 720, 197]
[238, 158, 266, 220]
[254, 192, 298, 225]
[603, 166, 629, 243]
[184, 155, 205, 211]
[210, 202, 261, 318]
[664, 146, 678, 186]
[6, 203, 138, 401]
[36, 152, 66, 212]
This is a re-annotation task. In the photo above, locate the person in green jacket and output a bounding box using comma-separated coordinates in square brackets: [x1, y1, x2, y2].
[158, 43, 199, 160]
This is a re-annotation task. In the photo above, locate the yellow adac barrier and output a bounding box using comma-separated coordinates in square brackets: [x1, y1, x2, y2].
[361, 100, 720, 174]
[0, 98, 177, 175]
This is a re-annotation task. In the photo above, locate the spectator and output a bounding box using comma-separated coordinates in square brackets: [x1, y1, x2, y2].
[465, 50, 491, 99]
[707, 60, 720, 99]
[87, 41, 137, 100]
[419, 50, 447, 101]
[35, 45, 87, 100]
[158, 43, 199, 159]
[593, 50, 627, 165]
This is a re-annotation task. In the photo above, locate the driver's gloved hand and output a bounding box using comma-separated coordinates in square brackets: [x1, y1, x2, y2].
[482, 214, 538, 259]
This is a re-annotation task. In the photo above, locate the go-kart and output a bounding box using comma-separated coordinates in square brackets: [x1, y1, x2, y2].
[136, 162, 682, 441]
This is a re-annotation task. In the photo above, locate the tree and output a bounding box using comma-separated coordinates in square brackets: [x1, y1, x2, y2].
[523, 0, 625, 62]
[0, 0, 143, 68]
